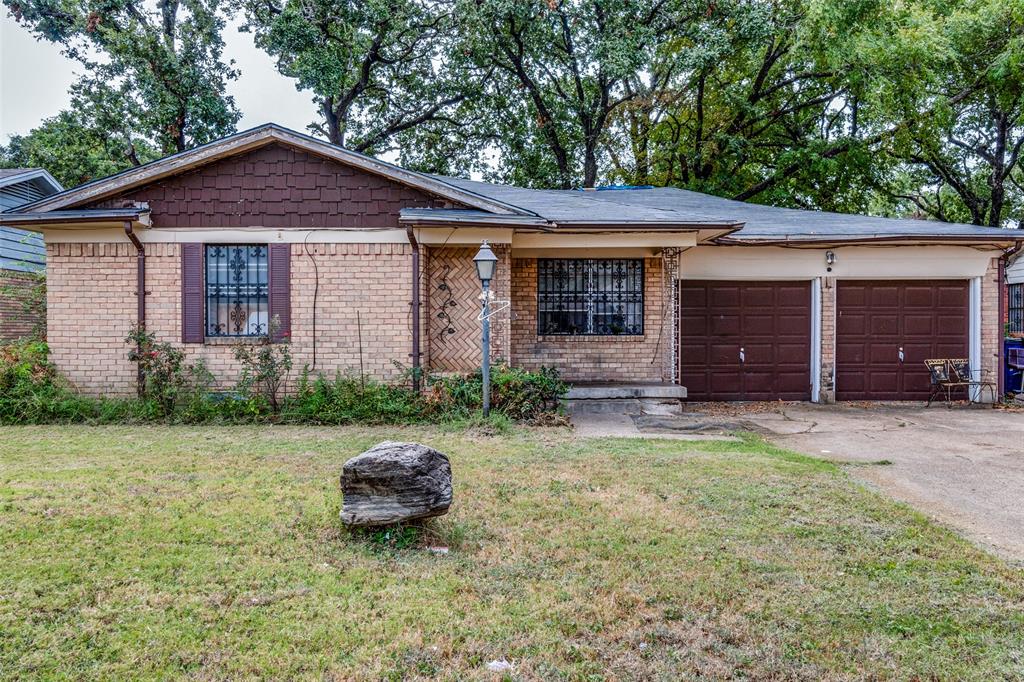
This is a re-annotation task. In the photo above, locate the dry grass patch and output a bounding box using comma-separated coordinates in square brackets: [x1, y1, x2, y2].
[1, 425, 1023, 680]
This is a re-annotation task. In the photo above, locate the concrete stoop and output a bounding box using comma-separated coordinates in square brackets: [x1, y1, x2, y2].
[563, 383, 687, 417]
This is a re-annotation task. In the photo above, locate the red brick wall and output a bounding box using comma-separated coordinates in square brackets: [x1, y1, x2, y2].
[0, 271, 45, 341]
[47, 242, 415, 395]
[84, 143, 453, 228]
[510, 257, 670, 382]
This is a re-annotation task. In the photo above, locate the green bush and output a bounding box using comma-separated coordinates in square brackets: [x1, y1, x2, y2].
[427, 364, 567, 421]
[0, 341, 569, 427]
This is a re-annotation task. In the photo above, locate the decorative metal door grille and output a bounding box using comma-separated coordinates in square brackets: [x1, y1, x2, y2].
[537, 259, 643, 335]
[205, 244, 269, 337]
[1010, 283, 1024, 334]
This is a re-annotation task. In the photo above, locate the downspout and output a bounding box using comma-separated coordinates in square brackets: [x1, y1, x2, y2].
[124, 220, 146, 396]
[406, 226, 421, 392]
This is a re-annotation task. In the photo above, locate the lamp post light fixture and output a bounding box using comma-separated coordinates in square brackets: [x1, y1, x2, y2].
[473, 240, 499, 417]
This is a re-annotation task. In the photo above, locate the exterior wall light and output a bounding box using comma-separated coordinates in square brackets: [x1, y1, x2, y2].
[825, 250, 836, 272]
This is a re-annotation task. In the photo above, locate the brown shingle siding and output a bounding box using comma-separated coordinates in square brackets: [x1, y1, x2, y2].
[84, 143, 453, 228]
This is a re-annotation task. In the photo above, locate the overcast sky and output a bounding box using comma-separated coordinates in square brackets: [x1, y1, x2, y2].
[0, 13, 318, 143]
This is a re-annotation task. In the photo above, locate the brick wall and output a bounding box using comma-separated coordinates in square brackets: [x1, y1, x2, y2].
[425, 245, 511, 372]
[820, 277, 836, 402]
[981, 257, 1001, 390]
[0, 270, 44, 341]
[510, 257, 670, 382]
[47, 243, 137, 394]
[47, 242, 414, 395]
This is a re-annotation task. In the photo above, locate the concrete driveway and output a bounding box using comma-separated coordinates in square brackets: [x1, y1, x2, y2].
[668, 404, 1024, 563]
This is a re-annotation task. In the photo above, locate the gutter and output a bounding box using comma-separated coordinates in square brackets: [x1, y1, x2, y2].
[405, 226, 422, 392]
[124, 220, 146, 396]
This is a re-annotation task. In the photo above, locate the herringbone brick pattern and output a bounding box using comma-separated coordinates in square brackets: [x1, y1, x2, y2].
[426, 246, 510, 372]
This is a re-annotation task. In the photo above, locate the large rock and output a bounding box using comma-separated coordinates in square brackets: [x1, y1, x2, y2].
[339, 441, 452, 526]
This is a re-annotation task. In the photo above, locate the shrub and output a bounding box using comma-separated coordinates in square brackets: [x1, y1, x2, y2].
[0, 341, 99, 424]
[426, 364, 568, 421]
[286, 372, 426, 424]
[126, 325, 212, 417]
[234, 321, 292, 413]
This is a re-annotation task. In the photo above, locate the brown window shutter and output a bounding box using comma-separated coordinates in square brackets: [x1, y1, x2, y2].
[268, 243, 291, 342]
[181, 243, 204, 343]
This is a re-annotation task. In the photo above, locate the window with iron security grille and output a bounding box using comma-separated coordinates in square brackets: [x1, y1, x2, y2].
[537, 259, 644, 335]
[205, 244, 269, 337]
[1010, 283, 1024, 334]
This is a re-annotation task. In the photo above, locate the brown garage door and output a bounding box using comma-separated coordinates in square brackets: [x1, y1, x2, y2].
[680, 281, 811, 401]
[836, 280, 969, 400]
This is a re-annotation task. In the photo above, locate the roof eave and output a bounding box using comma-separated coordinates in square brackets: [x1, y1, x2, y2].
[0, 168, 63, 193]
[715, 234, 1022, 246]
[0, 208, 151, 230]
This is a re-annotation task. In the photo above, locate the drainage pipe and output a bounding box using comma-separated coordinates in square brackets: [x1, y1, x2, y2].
[406, 226, 422, 392]
[124, 220, 146, 395]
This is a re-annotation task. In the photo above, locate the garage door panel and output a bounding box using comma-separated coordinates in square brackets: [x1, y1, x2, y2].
[744, 314, 776, 335]
[709, 343, 740, 365]
[836, 280, 968, 401]
[680, 281, 810, 401]
[711, 287, 740, 307]
[711, 315, 741, 336]
[870, 315, 899, 335]
[903, 315, 935, 336]
[938, 287, 969, 307]
[869, 287, 899, 307]
[837, 312, 867, 335]
[679, 343, 708, 366]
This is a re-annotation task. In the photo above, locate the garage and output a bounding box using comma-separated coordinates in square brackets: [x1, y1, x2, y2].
[679, 280, 812, 401]
[835, 280, 969, 400]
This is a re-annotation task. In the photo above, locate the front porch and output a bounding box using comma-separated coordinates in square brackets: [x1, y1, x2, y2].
[411, 226, 691, 389]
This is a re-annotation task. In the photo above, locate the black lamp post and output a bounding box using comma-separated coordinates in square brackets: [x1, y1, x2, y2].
[473, 240, 498, 417]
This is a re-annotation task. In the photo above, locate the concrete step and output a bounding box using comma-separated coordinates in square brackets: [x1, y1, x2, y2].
[565, 383, 687, 400]
[563, 383, 686, 417]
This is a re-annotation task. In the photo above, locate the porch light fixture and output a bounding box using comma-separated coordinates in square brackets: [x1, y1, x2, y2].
[473, 240, 499, 417]
[825, 250, 836, 272]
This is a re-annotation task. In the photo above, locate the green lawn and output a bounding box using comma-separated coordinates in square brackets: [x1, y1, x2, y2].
[1, 426, 1022, 680]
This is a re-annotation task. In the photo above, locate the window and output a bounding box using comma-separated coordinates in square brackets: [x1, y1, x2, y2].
[537, 259, 644, 335]
[1010, 283, 1024, 335]
[205, 244, 269, 337]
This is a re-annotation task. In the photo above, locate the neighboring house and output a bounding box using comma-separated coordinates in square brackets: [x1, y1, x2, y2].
[0, 168, 63, 340]
[1007, 254, 1023, 336]
[1, 124, 1019, 401]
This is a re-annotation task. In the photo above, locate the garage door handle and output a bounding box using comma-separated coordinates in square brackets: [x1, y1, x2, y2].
[898, 347, 904, 363]
[739, 347, 745, 364]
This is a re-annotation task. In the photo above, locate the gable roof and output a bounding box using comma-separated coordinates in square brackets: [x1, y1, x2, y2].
[13, 124, 531, 217]
[0, 168, 63, 194]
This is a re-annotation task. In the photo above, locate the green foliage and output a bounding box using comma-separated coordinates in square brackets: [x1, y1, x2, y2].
[126, 325, 214, 417]
[0, 340, 568, 427]
[286, 372, 426, 424]
[3, 0, 240, 176]
[237, 0, 484, 165]
[0, 271, 46, 341]
[427, 364, 567, 422]
[233, 324, 293, 413]
[0, 100, 160, 188]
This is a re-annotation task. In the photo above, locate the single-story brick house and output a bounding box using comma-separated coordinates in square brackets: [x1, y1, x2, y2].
[1, 124, 1020, 402]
